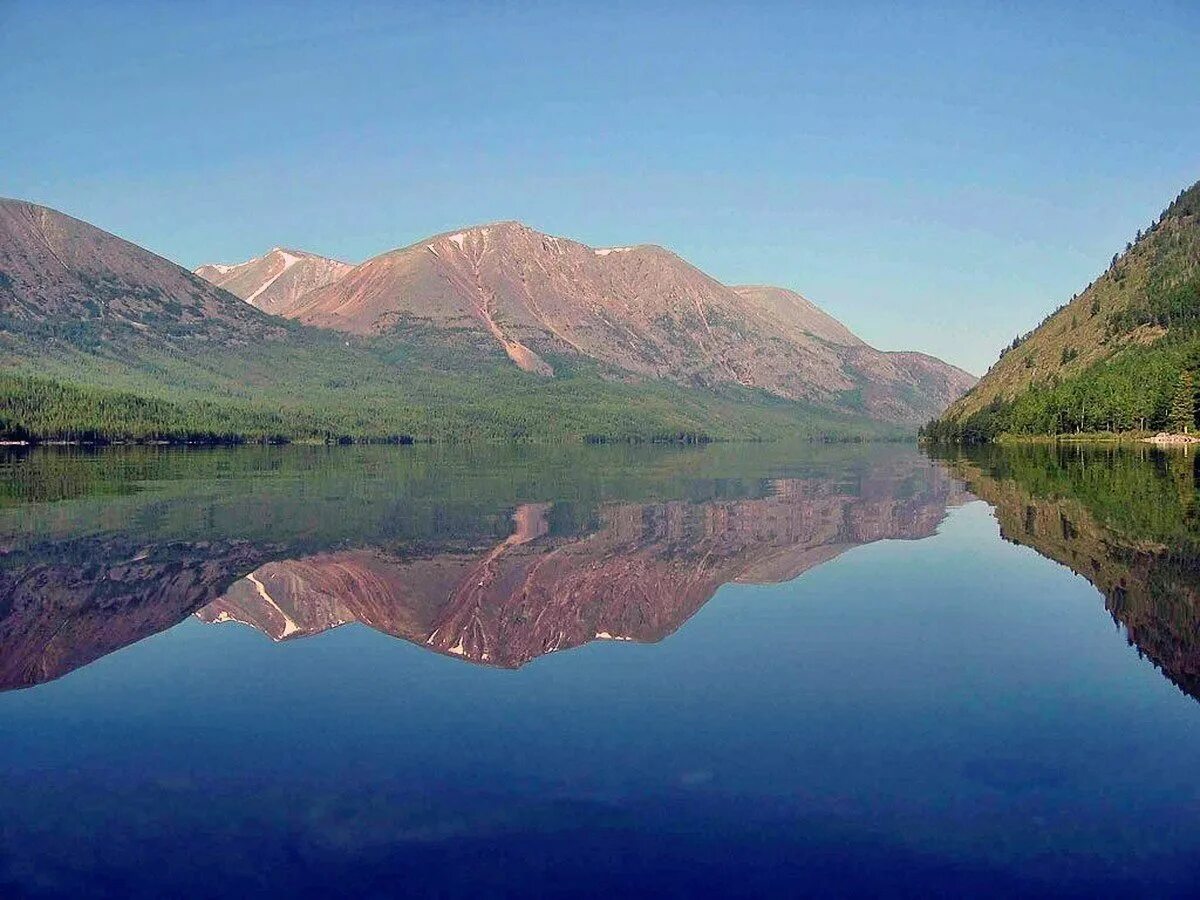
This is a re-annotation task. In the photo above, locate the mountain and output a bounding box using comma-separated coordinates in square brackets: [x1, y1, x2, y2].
[931, 179, 1200, 440]
[0, 199, 964, 442]
[195, 247, 351, 315]
[0, 198, 276, 342]
[272, 221, 975, 423]
[1, 200, 899, 444]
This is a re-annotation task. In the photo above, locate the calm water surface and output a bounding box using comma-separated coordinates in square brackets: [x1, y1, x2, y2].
[2, 442, 1200, 897]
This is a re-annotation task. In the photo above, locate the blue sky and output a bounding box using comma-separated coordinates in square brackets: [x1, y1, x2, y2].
[3, 1, 1198, 374]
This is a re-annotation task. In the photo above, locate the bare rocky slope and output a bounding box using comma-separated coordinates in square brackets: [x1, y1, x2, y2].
[244, 221, 974, 423]
[0, 198, 278, 343]
[195, 248, 351, 316]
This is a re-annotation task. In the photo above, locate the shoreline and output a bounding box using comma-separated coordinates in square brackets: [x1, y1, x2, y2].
[946, 431, 1200, 447]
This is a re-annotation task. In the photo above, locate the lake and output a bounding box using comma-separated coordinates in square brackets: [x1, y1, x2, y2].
[2, 441, 1200, 898]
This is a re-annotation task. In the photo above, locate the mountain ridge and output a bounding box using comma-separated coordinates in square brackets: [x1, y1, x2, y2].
[0, 198, 971, 442]
[0, 197, 278, 342]
[203, 219, 974, 422]
[195, 246, 352, 315]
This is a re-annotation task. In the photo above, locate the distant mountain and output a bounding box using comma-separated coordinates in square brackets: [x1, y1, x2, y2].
[0, 198, 276, 342]
[0, 201, 893, 443]
[195, 247, 351, 315]
[274, 221, 975, 423]
[933, 179, 1200, 440]
[0, 199, 967, 441]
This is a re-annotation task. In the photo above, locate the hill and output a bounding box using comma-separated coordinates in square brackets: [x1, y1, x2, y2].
[930, 179, 1200, 441]
[0, 201, 900, 444]
[265, 221, 974, 423]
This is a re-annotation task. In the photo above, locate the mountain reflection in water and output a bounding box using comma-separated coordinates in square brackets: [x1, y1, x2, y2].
[0, 445, 968, 689]
[8, 442, 1200, 703]
[8, 444, 1200, 896]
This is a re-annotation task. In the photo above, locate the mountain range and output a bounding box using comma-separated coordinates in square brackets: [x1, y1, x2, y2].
[0, 197, 973, 443]
[196, 221, 974, 423]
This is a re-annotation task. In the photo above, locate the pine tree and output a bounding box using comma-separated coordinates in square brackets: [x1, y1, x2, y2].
[1169, 371, 1196, 434]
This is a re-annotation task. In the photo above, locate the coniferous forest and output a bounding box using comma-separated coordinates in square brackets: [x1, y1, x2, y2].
[0, 322, 895, 445]
[927, 181, 1200, 443]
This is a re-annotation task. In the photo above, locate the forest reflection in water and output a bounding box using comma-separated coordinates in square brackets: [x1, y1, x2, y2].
[4, 442, 1200, 696]
[931, 441, 1200, 700]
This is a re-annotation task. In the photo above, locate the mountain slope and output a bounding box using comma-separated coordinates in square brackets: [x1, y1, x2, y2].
[271, 221, 973, 423]
[0, 198, 276, 342]
[0, 200, 897, 443]
[195, 247, 351, 315]
[934, 179, 1200, 439]
[730, 284, 864, 347]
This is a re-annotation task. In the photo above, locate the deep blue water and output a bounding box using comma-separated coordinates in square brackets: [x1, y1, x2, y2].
[2, 443, 1199, 897]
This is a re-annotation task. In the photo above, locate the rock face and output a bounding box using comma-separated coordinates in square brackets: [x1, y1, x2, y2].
[195, 248, 351, 316]
[267, 222, 974, 423]
[0, 198, 276, 342]
[197, 463, 970, 667]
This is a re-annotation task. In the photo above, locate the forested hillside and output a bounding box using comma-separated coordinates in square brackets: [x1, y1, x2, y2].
[0, 324, 894, 444]
[927, 180, 1200, 441]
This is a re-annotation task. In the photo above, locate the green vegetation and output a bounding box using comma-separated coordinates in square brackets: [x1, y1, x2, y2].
[0, 441, 913, 545]
[929, 179, 1200, 443]
[921, 341, 1198, 441]
[0, 320, 898, 445]
[1169, 370, 1198, 434]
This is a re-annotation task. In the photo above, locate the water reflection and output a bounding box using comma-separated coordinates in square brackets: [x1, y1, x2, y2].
[0, 446, 968, 689]
[933, 443, 1200, 700]
[196, 475, 967, 666]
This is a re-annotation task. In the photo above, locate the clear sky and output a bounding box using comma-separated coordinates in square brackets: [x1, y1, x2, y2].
[3, 1, 1198, 374]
